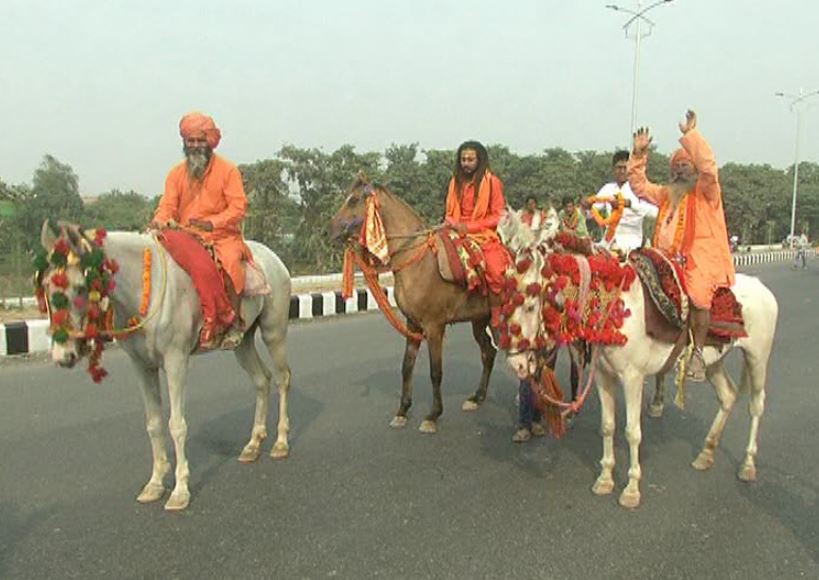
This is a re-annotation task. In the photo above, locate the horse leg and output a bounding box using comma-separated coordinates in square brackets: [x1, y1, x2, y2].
[234, 332, 272, 463]
[265, 326, 292, 460]
[391, 320, 422, 429]
[738, 353, 768, 482]
[619, 369, 645, 509]
[419, 326, 445, 434]
[692, 360, 737, 471]
[462, 319, 497, 412]
[648, 373, 666, 418]
[592, 368, 617, 496]
[135, 364, 170, 503]
[164, 353, 192, 511]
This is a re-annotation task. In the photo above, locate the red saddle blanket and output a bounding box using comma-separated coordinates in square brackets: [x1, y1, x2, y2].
[629, 247, 746, 342]
[435, 228, 488, 294]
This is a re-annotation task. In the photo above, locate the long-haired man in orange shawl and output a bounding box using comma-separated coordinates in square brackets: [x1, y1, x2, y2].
[444, 141, 512, 328]
[151, 112, 250, 350]
[627, 110, 735, 382]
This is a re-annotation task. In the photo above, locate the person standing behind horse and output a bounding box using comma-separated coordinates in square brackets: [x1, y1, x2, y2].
[558, 195, 589, 237]
[586, 150, 658, 254]
[444, 141, 512, 328]
[521, 195, 545, 234]
[628, 109, 735, 382]
[151, 112, 250, 350]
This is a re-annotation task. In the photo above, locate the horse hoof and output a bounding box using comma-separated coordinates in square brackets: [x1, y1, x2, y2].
[390, 416, 408, 429]
[419, 420, 437, 434]
[738, 464, 757, 482]
[136, 482, 166, 503]
[461, 399, 479, 412]
[164, 490, 191, 512]
[618, 489, 641, 509]
[270, 442, 289, 460]
[691, 452, 714, 471]
[591, 477, 614, 496]
[238, 445, 261, 463]
[647, 403, 664, 418]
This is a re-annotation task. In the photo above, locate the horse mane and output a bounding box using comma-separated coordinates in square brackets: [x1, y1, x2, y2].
[372, 184, 428, 227]
[498, 208, 536, 253]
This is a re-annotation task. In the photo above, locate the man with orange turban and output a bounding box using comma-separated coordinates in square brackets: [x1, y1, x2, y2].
[445, 141, 512, 329]
[151, 112, 249, 350]
[627, 110, 735, 381]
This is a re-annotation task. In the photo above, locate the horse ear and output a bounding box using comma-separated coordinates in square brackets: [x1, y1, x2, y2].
[355, 170, 371, 187]
[41, 219, 58, 250]
[57, 221, 85, 254]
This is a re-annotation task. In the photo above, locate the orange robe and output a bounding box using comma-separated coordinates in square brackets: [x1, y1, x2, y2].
[627, 129, 735, 308]
[154, 154, 250, 293]
[444, 171, 511, 294]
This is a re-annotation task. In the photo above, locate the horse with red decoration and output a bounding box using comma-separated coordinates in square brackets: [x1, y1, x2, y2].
[34, 220, 293, 511]
[497, 216, 778, 509]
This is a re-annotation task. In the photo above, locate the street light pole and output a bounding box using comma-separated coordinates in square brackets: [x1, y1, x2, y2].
[606, 0, 676, 141]
[776, 89, 819, 243]
[630, 1, 643, 138]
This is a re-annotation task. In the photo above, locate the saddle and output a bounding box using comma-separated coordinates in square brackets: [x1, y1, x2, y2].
[629, 248, 746, 364]
[435, 227, 488, 293]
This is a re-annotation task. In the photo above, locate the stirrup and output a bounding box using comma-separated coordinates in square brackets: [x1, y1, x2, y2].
[220, 327, 244, 350]
[686, 347, 707, 383]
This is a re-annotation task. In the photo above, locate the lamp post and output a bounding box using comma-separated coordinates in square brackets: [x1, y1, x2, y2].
[606, 0, 676, 141]
[775, 88, 819, 244]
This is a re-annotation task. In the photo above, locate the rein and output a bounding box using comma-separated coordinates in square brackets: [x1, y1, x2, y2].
[341, 190, 440, 343]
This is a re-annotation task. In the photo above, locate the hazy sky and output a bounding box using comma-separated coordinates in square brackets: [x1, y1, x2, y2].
[2, 0, 818, 196]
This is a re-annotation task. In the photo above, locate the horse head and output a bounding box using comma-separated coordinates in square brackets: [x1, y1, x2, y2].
[329, 171, 374, 243]
[498, 207, 535, 255]
[36, 220, 114, 370]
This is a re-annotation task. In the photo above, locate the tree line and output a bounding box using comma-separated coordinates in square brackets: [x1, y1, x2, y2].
[2, 145, 818, 284]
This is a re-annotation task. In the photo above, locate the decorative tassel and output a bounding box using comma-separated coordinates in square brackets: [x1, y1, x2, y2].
[532, 366, 566, 439]
[342, 247, 355, 299]
[674, 334, 694, 410]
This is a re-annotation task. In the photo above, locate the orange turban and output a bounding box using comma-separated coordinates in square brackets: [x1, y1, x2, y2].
[179, 112, 222, 149]
[670, 148, 693, 170]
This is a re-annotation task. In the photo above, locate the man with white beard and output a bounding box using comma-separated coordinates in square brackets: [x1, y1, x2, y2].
[151, 112, 250, 350]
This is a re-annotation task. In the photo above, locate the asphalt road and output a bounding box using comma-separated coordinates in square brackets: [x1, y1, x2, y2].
[1, 262, 817, 579]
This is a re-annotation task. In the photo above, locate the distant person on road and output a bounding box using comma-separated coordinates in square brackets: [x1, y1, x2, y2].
[793, 231, 809, 269]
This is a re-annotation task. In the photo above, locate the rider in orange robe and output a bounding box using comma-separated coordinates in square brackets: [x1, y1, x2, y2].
[152, 112, 250, 349]
[444, 141, 511, 327]
[627, 110, 735, 381]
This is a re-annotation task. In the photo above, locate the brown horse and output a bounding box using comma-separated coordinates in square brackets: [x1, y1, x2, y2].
[329, 176, 499, 433]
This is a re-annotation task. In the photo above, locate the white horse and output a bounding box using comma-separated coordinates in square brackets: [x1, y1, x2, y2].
[501, 217, 778, 509]
[497, 205, 559, 253]
[39, 222, 292, 511]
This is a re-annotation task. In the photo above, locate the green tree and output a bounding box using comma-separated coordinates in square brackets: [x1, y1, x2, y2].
[279, 144, 382, 272]
[85, 190, 151, 231]
[15, 154, 86, 249]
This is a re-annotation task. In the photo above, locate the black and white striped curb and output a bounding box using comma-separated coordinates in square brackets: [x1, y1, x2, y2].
[1, 250, 813, 356]
[1, 288, 396, 357]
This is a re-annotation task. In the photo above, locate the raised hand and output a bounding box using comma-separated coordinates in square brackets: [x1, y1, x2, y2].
[679, 109, 697, 135]
[632, 127, 653, 156]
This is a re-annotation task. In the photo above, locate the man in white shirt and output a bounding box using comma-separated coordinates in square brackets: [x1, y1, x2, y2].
[589, 150, 658, 254]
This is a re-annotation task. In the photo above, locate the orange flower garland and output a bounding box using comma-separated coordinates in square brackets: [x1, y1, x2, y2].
[654, 196, 689, 257]
[139, 248, 152, 316]
[586, 192, 626, 243]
